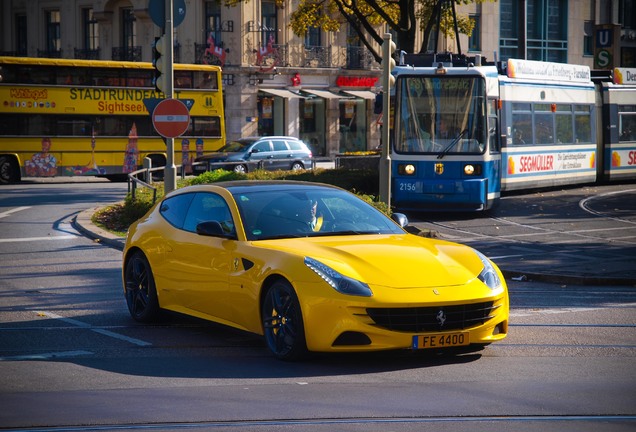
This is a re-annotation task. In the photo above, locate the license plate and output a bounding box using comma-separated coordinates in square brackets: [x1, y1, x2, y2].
[412, 332, 469, 349]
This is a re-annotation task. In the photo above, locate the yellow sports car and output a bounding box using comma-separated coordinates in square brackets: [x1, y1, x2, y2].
[122, 181, 508, 360]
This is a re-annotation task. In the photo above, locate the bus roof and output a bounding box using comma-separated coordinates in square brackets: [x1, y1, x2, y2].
[0, 56, 222, 73]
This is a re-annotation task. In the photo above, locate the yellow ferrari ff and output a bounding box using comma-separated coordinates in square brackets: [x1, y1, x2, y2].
[122, 181, 508, 360]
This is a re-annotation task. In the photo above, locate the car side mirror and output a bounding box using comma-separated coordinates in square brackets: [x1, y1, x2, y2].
[196, 221, 235, 239]
[391, 213, 409, 228]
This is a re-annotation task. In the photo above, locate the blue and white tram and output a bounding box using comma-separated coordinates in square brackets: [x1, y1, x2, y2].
[390, 55, 601, 212]
[391, 54, 502, 211]
[595, 67, 636, 182]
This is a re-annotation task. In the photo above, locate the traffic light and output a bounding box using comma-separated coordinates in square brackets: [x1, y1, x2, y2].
[381, 36, 397, 89]
[152, 35, 169, 93]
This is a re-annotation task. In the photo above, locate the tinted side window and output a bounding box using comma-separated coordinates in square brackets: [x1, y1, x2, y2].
[183, 192, 233, 233]
[252, 141, 271, 153]
[272, 140, 288, 151]
[160, 193, 196, 229]
[287, 141, 303, 151]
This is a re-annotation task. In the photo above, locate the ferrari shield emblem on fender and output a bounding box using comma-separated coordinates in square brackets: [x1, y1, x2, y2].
[435, 163, 444, 175]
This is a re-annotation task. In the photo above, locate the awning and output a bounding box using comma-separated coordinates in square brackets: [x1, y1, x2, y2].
[259, 88, 306, 99]
[302, 89, 346, 99]
[342, 90, 377, 100]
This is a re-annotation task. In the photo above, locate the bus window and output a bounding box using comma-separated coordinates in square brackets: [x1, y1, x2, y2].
[175, 71, 193, 88]
[126, 69, 152, 87]
[192, 117, 222, 137]
[195, 71, 218, 89]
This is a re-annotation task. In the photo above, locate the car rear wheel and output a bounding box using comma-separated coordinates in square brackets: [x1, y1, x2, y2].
[261, 279, 308, 361]
[124, 251, 161, 322]
[233, 164, 248, 174]
[291, 162, 304, 171]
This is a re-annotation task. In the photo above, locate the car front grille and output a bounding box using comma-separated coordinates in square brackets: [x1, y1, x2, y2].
[366, 301, 496, 332]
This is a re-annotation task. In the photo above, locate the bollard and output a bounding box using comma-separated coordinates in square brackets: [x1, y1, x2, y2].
[143, 157, 152, 183]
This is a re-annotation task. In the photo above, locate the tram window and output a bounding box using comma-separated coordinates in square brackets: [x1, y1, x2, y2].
[556, 115, 573, 144]
[512, 102, 531, 111]
[512, 113, 532, 145]
[575, 115, 592, 143]
[535, 113, 554, 144]
[619, 113, 636, 142]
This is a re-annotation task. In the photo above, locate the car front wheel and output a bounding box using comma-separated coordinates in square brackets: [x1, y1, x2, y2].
[261, 279, 308, 361]
[124, 251, 161, 322]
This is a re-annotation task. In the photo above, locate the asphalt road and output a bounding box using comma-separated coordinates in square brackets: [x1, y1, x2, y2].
[0, 179, 634, 431]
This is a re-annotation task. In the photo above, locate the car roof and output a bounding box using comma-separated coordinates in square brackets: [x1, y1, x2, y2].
[171, 180, 342, 196]
[235, 136, 304, 143]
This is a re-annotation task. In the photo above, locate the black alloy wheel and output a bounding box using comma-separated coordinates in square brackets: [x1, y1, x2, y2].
[262, 280, 308, 361]
[124, 251, 160, 322]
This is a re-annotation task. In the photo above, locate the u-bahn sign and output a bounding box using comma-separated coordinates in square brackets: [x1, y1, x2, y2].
[152, 98, 190, 138]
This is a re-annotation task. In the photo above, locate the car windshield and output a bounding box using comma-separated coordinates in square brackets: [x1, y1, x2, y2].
[218, 140, 252, 152]
[233, 188, 405, 241]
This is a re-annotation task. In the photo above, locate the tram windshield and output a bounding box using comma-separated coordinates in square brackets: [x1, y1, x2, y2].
[394, 75, 487, 155]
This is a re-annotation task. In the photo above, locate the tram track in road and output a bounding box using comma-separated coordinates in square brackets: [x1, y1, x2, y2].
[2, 415, 635, 432]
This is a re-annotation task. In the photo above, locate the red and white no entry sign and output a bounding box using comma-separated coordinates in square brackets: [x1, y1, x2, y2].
[152, 98, 190, 138]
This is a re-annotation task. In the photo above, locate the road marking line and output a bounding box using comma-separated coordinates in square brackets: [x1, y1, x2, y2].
[0, 206, 31, 219]
[0, 235, 77, 243]
[36, 311, 152, 347]
[0, 350, 93, 361]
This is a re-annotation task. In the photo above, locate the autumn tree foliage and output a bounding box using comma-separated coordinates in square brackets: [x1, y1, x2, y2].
[289, 0, 495, 63]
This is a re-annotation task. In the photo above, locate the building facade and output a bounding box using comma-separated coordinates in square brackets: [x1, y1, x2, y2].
[1, 0, 634, 158]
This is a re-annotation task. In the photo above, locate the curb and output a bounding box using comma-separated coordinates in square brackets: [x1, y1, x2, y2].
[73, 208, 125, 251]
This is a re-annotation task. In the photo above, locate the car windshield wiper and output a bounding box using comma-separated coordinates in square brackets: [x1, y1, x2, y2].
[437, 129, 468, 159]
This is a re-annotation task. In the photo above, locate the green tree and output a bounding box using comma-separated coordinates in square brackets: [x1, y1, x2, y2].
[289, 0, 495, 63]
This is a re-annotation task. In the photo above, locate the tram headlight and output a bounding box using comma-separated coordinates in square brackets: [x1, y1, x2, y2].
[463, 164, 482, 176]
[398, 164, 416, 176]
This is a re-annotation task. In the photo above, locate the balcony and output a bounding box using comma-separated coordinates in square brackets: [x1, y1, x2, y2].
[112, 46, 142, 62]
[37, 49, 63, 58]
[304, 46, 331, 68]
[74, 48, 101, 60]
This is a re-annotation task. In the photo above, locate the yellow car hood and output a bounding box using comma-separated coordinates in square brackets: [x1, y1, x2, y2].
[257, 234, 482, 289]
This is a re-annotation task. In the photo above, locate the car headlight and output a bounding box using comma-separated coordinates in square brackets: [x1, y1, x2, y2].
[475, 250, 502, 291]
[304, 257, 373, 297]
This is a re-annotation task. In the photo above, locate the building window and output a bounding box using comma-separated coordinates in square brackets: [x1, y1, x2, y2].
[15, 14, 27, 55]
[500, 0, 567, 63]
[261, 0, 277, 45]
[305, 27, 321, 47]
[205, 1, 223, 48]
[46, 10, 61, 55]
[583, 20, 593, 56]
[82, 8, 99, 50]
[620, 0, 636, 30]
[468, 15, 481, 52]
[78, 8, 100, 59]
[122, 7, 136, 50]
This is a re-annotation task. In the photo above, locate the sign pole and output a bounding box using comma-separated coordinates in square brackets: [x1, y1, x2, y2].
[163, 0, 177, 194]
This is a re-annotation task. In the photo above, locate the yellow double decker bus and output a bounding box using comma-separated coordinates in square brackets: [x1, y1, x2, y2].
[0, 56, 225, 183]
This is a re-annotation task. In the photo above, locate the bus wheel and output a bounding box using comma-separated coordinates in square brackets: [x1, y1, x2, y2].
[0, 156, 20, 184]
